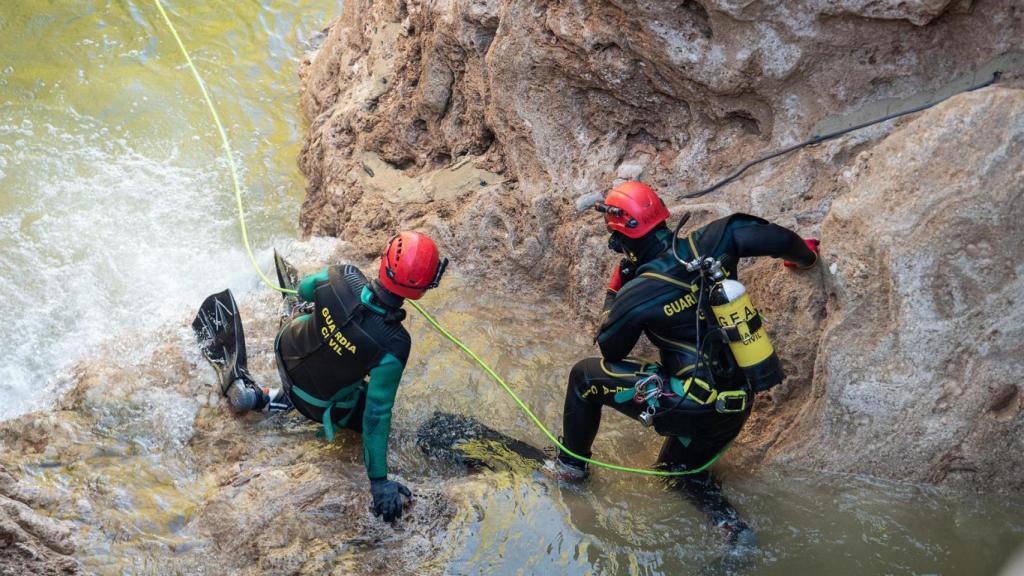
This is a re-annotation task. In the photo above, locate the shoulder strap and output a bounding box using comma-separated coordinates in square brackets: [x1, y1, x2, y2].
[315, 267, 386, 369]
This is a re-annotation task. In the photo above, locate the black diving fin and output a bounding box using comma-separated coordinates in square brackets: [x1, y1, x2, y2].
[274, 249, 304, 325]
[274, 249, 300, 295]
[192, 289, 252, 395]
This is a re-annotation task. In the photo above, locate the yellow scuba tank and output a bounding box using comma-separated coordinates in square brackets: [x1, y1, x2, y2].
[708, 279, 784, 392]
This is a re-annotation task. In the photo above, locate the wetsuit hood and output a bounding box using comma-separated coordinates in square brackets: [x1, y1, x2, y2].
[610, 224, 673, 265]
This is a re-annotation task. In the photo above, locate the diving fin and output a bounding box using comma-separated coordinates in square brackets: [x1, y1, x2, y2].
[274, 249, 300, 295]
[274, 249, 303, 325]
[192, 289, 252, 395]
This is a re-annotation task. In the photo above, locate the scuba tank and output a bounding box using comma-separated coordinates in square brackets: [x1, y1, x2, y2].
[708, 278, 784, 392]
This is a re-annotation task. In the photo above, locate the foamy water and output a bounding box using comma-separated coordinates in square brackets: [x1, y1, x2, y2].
[0, 0, 340, 419]
[0, 117, 262, 418]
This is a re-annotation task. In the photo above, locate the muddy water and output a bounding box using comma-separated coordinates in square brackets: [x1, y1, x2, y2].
[2, 2, 1023, 575]
[405, 284, 1024, 576]
[0, 0, 338, 419]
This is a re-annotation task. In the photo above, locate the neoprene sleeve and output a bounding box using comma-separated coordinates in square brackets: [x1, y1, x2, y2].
[596, 285, 659, 360]
[363, 353, 404, 480]
[731, 222, 817, 266]
[298, 267, 329, 302]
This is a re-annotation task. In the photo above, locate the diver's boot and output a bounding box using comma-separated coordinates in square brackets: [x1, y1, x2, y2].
[721, 519, 758, 552]
[226, 378, 293, 413]
[262, 387, 293, 413]
[543, 456, 589, 483]
[226, 378, 269, 413]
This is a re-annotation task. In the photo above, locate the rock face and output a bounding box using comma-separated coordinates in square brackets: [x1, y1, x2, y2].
[297, 0, 1023, 490]
[789, 87, 1024, 490]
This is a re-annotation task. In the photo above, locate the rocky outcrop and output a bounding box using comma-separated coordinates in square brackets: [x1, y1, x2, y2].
[0, 279, 457, 576]
[783, 87, 1024, 491]
[298, 0, 1022, 305]
[0, 465, 78, 575]
[297, 0, 1023, 490]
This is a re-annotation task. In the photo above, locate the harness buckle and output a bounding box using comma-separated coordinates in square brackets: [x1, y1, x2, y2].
[683, 377, 717, 405]
[289, 301, 314, 320]
[638, 405, 656, 427]
[714, 390, 748, 413]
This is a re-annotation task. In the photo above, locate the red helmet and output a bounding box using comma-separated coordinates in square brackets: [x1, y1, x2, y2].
[596, 181, 670, 238]
[378, 231, 448, 300]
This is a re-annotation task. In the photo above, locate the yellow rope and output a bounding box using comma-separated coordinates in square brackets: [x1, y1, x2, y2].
[152, 0, 296, 295]
[152, 0, 723, 477]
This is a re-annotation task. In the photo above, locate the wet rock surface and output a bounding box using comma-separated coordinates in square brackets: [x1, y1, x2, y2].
[0, 276, 458, 575]
[297, 0, 1023, 489]
[0, 464, 78, 575]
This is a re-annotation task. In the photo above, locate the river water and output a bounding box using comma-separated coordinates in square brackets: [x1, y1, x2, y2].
[1, 2, 1022, 575]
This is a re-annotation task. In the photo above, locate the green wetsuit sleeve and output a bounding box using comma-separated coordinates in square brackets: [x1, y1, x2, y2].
[362, 353, 404, 480]
[298, 267, 329, 302]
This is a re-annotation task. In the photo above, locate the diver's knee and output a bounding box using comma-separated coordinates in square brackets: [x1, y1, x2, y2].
[566, 358, 597, 397]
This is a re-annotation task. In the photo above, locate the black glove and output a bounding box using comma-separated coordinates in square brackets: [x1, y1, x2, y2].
[370, 479, 412, 522]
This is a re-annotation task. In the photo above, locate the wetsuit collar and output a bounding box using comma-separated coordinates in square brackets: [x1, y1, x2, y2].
[365, 280, 405, 313]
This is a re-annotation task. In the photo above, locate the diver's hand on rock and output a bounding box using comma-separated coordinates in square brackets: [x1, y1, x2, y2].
[370, 479, 412, 522]
[784, 238, 819, 269]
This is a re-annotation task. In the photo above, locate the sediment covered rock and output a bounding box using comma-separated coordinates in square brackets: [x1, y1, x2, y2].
[297, 0, 1023, 489]
[0, 278, 457, 575]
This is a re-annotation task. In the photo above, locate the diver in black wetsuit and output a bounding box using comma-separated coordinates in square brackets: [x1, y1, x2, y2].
[555, 181, 819, 545]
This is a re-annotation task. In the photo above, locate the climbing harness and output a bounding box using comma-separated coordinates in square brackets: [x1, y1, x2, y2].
[151, 0, 728, 477]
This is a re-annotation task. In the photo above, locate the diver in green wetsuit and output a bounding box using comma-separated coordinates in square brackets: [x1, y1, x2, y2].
[555, 181, 819, 546]
[195, 231, 447, 523]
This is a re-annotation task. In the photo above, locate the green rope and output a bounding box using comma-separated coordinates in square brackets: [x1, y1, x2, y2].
[408, 301, 727, 477]
[152, 0, 725, 477]
[152, 0, 296, 296]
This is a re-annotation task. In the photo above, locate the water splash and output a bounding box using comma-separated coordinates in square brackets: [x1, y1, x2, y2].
[0, 115, 262, 419]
